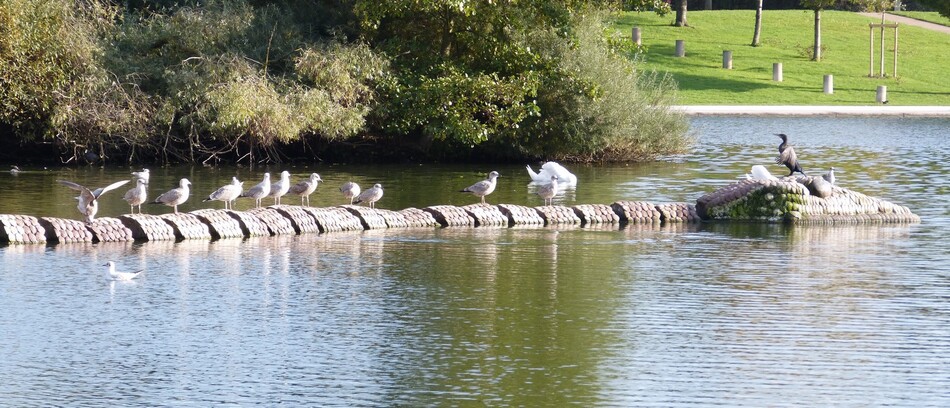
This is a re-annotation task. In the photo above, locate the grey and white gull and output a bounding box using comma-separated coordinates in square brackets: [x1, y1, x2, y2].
[57, 179, 130, 223]
[203, 176, 243, 210]
[527, 162, 577, 186]
[353, 183, 383, 208]
[122, 178, 148, 214]
[288, 173, 322, 207]
[822, 167, 838, 185]
[340, 181, 361, 205]
[131, 168, 150, 184]
[241, 173, 271, 208]
[460, 171, 500, 204]
[269, 170, 291, 205]
[103, 261, 144, 281]
[536, 175, 559, 206]
[152, 178, 191, 213]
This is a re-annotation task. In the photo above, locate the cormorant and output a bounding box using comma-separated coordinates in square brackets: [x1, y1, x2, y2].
[774, 133, 805, 176]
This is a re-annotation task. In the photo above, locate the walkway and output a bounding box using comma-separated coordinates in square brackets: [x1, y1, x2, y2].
[858, 12, 950, 34]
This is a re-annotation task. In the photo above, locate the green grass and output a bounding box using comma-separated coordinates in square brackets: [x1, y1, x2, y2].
[890, 11, 950, 26]
[614, 10, 950, 105]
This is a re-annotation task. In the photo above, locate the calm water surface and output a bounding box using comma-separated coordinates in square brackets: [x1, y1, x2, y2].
[1, 116, 948, 406]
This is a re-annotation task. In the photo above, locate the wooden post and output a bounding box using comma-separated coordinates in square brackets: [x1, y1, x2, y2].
[877, 85, 887, 103]
[880, 20, 886, 76]
[722, 51, 733, 69]
[823, 75, 833, 94]
[773, 63, 783, 81]
[675, 40, 685, 57]
[869, 25, 874, 77]
[632, 27, 641, 46]
[894, 26, 898, 77]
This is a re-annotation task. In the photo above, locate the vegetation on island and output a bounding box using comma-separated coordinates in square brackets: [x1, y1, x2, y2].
[0, 0, 691, 165]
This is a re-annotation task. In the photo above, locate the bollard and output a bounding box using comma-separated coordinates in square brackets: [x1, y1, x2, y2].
[823, 74, 834, 94]
[773, 63, 783, 81]
[876, 85, 888, 103]
[722, 51, 733, 69]
[632, 27, 641, 46]
[675, 40, 685, 57]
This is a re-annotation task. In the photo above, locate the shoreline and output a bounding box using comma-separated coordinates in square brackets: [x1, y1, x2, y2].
[674, 105, 950, 117]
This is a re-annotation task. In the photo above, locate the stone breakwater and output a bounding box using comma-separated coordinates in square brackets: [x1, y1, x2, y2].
[0, 179, 919, 245]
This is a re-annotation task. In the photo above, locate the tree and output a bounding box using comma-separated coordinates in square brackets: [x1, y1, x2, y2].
[800, 0, 839, 61]
[752, 0, 763, 46]
[675, 0, 688, 26]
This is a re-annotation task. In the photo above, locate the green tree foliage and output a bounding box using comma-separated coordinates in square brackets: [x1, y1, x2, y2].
[914, 0, 950, 18]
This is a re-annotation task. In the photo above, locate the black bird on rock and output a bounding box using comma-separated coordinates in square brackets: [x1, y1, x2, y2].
[774, 133, 806, 176]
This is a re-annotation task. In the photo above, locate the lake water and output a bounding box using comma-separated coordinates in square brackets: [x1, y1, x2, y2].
[1, 116, 948, 406]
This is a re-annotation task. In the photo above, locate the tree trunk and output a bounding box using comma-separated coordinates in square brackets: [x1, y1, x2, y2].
[676, 0, 689, 27]
[752, 0, 763, 46]
[813, 8, 822, 61]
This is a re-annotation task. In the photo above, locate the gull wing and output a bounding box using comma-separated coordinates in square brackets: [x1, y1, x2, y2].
[95, 179, 131, 198]
[58, 180, 95, 203]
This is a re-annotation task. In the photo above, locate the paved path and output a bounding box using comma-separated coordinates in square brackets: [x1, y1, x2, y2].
[858, 12, 950, 34]
[675, 105, 950, 116]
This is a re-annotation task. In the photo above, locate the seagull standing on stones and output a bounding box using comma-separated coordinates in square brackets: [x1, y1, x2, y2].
[822, 167, 838, 185]
[460, 171, 500, 204]
[775, 133, 806, 176]
[526, 162, 577, 185]
[536, 175, 559, 206]
[122, 178, 148, 214]
[353, 183, 384, 209]
[131, 168, 150, 184]
[340, 181, 361, 205]
[57, 179, 130, 223]
[203, 176, 243, 210]
[152, 178, 191, 213]
[269, 170, 291, 205]
[103, 261, 143, 281]
[288, 173, 322, 207]
[241, 173, 271, 208]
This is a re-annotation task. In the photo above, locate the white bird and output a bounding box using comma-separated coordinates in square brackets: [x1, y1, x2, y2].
[743, 165, 778, 181]
[353, 183, 384, 208]
[241, 173, 271, 208]
[340, 181, 361, 205]
[57, 179, 130, 223]
[10, 165, 21, 174]
[460, 171, 500, 204]
[526, 162, 577, 186]
[822, 167, 838, 185]
[152, 178, 191, 213]
[131, 168, 150, 184]
[537, 175, 559, 206]
[122, 178, 148, 214]
[288, 173, 322, 207]
[269, 170, 291, 205]
[103, 261, 143, 281]
[203, 176, 243, 210]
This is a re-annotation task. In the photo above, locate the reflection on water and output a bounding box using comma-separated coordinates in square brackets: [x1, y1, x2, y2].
[1, 116, 949, 406]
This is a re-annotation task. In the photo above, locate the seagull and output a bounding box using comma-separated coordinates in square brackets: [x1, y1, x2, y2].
[10, 165, 21, 174]
[353, 183, 383, 208]
[526, 162, 577, 185]
[103, 261, 143, 281]
[152, 178, 191, 213]
[288, 173, 322, 207]
[775, 133, 806, 176]
[241, 173, 271, 208]
[268, 170, 291, 205]
[340, 181, 361, 205]
[57, 179, 130, 223]
[822, 167, 838, 185]
[536, 175, 559, 206]
[122, 178, 148, 214]
[460, 171, 500, 204]
[131, 168, 150, 184]
[203, 176, 243, 210]
[742, 165, 778, 181]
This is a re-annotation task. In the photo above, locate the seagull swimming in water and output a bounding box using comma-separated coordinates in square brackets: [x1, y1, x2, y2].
[103, 261, 143, 281]
[775, 133, 806, 176]
[242, 173, 271, 208]
[527, 162, 577, 186]
[269, 170, 291, 205]
[288, 173, 322, 207]
[122, 178, 148, 214]
[353, 183, 383, 208]
[152, 178, 191, 213]
[57, 179, 131, 223]
[340, 181, 361, 205]
[203, 176, 243, 210]
[536, 175, 559, 206]
[460, 171, 500, 204]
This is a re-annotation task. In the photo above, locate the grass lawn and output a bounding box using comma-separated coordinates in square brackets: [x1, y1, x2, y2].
[613, 10, 950, 105]
[890, 11, 950, 26]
